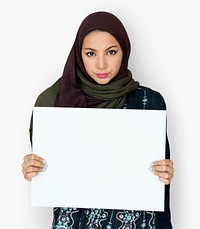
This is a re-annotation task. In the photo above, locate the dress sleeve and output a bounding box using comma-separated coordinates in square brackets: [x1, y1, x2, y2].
[28, 78, 60, 145]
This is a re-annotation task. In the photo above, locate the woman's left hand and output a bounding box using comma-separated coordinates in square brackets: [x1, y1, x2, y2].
[151, 159, 174, 185]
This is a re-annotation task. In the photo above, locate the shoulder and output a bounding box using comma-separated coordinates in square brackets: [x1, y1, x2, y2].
[126, 85, 167, 110]
[34, 78, 60, 107]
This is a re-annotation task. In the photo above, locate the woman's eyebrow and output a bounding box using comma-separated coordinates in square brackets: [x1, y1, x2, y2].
[83, 45, 119, 51]
[105, 45, 119, 51]
[83, 47, 97, 51]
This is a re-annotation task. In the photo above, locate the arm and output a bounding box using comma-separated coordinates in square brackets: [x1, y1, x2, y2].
[22, 79, 59, 181]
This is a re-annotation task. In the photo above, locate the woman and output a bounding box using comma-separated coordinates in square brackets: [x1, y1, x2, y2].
[22, 11, 174, 228]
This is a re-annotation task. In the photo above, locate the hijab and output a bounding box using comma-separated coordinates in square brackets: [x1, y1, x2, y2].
[55, 11, 139, 108]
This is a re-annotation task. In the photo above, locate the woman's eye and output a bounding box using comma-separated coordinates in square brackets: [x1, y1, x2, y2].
[107, 50, 117, 55]
[86, 52, 96, 57]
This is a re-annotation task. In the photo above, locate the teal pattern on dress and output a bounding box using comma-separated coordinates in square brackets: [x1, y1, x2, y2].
[53, 208, 79, 229]
[52, 208, 156, 229]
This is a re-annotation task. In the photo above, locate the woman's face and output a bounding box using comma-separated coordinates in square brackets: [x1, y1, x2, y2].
[81, 30, 123, 85]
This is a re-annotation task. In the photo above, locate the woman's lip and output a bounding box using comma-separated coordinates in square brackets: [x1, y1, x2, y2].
[96, 73, 108, 79]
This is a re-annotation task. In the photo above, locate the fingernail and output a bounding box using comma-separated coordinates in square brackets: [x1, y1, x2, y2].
[149, 166, 156, 175]
[150, 162, 154, 166]
[43, 164, 48, 171]
[43, 159, 47, 165]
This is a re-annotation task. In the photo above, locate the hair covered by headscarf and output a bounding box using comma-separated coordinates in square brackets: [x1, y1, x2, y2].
[55, 11, 138, 107]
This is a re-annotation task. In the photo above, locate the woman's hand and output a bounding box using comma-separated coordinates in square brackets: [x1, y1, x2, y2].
[21, 154, 47, 181]
[151, 159, 174, 185]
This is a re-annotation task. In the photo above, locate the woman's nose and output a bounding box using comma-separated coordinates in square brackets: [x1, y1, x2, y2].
[96, 55, 107, 69]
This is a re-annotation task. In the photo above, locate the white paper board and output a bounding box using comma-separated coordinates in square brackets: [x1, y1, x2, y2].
[31, 107, 166, 211]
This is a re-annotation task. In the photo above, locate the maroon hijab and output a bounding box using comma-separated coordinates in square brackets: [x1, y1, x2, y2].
[55, 11, 136, 107]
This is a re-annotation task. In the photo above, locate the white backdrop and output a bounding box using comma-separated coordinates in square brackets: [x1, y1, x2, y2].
[0, 0, 199, 228]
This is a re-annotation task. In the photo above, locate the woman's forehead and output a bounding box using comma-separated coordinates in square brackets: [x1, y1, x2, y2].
[82, 30, 120, 49]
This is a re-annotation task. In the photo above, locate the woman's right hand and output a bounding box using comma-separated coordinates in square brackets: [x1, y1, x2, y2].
[21, 154, 47, 181]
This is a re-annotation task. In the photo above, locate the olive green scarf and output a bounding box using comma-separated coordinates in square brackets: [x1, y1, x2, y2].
[77, 68, 139, 108]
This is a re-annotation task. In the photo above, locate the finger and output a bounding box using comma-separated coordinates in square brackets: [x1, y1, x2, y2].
[23, 170, 39, 181]
[26, 165, 45, 173]
[154, 171, 172, 179]
[22, 159, 45, 171]
[22, 167, 36, 181]
[153, 159, 173, 167]
[153, 166, 174, 181]
[22, 165, 47, 181]
[23, 154, 44, 164]
[159, 177, 171, 185]
[154, 170, 174, 185]
[22, 154, 47, 170]
[152, 165, 174, 174]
